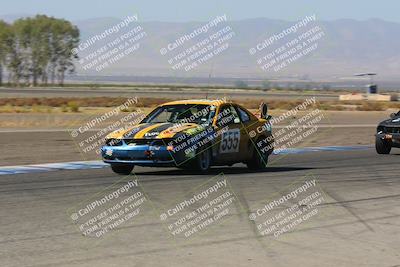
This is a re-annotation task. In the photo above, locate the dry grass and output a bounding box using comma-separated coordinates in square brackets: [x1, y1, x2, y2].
[0, 97, 167, 107]
[0, 105, 52, 113]
[1, 97, 400, 113]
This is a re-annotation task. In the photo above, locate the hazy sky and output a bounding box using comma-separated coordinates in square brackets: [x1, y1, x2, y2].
[1, 0, 400, 22]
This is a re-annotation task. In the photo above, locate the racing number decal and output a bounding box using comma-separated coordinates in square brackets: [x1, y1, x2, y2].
[220, 129, 240, 153]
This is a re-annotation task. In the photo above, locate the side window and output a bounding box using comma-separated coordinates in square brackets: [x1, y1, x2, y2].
[217, 105, 240, 127]
[237, 107, 250, 123]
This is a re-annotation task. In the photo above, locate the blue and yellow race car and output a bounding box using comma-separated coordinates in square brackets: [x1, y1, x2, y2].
[101, 99, 274, 174]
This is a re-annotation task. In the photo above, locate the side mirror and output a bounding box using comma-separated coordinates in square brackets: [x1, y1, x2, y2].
[260, 102, 269, 119]
[390, 113, 396, 118]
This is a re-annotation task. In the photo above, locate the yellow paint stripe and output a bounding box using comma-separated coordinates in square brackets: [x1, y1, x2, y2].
[157, 124, 197, 138]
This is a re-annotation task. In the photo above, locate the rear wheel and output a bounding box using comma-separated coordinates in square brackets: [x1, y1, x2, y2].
[375, 137, 391, 154]
[247, 138, 269, 170]
[110, 164, 134, 175]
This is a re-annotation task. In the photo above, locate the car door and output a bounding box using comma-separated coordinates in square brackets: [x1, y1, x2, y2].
[235, 105, 255, 161]
[214, 104, 245, 163]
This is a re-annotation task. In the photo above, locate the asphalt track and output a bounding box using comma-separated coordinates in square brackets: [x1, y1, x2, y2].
[1, 148, 399, 267]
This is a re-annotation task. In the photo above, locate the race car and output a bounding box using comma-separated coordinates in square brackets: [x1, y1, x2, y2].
[101, 99, 274, 174]
[375, 110, 400, 154]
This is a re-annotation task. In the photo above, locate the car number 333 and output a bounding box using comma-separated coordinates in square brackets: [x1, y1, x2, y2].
[220, 129, 240, 153]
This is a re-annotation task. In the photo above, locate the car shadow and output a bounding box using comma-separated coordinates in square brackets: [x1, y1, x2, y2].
[134, 166, 314, 176]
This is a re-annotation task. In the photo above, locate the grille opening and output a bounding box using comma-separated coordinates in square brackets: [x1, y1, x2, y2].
[384, 127, 400, 134]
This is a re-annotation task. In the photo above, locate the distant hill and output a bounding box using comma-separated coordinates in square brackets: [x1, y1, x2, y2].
[2, 15, 400, 81]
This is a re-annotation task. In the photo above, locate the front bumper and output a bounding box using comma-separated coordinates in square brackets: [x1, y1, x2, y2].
[375, 132, 400, 147]
[101, 143, 179, 167]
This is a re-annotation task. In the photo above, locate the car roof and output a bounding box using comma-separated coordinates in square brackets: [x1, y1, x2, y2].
[161, 99, 228, 106]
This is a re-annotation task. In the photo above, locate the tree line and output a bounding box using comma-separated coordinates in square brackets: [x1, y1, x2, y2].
[0, 15, 79, 87]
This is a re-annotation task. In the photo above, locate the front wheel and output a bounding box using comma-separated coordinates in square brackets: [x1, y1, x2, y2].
[375, 137, 391, 154]
[110, 164, 134, 175]
[191, 149, 211, 173]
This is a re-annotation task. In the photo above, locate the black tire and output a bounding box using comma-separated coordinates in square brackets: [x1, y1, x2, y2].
[247, 138, 269, 170]
[375, 137, 391, 154]
[186, 148, 212, 173]
[110, 164, 134, 175]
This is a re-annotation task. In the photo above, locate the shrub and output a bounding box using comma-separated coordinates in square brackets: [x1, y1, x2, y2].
[61, 105, 68, 113]
[67, 101, 80, 112]
[356, 102, 385, 111]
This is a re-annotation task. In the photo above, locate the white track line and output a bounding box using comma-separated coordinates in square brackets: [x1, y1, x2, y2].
[0, 145, 371, 176]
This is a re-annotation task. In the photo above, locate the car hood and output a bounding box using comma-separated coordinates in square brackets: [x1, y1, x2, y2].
[106, 122, 205, 140]
[379, 116, 400, 127]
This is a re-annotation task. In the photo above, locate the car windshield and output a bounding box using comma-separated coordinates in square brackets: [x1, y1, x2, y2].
[142, 104, 216, 125]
